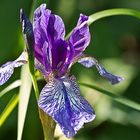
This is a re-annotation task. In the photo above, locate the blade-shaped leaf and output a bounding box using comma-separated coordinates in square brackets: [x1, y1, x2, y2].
[0, 80, 21, 98]
[0, 94, 19, 126]
[17, 65, 32, 140]
[88, 8, 140, 25]
[65, 8, 140, 39]
[79, 83, 140, 112]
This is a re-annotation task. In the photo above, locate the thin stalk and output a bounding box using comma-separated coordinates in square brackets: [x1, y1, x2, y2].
[0, 80, 21, 98]
[0, 94, 19, 126]
[39, 109, 56, 140]
[65, 8, 140, 39]
[88, 8, 140, 25]
[27, 1, 56, 140]
[79, 83, 140, 112]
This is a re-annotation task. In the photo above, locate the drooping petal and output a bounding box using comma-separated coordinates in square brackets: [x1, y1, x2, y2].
[0, 62, 15, 85]
[96, 64, 124, 85]
[78, 56, 97, 68]
[0, 51, 27, 85]
[68, 14, 90, 58]
[38, 75, 95, 138]
[78, 56, 124, 84]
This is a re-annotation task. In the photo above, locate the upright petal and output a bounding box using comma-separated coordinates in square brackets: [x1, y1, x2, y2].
[0, 51, 27, 85]
[42, 41, 52, 72]
[33, 4, 51, 49]
[68, 14, 90, 58]
[33, 4, 66, 70]
[35, 59, 49, 77]
[33, 4, 65, 47]
[38, 75, 95, 138]
[20, 9, 35, 55]
[78, 56, 124, 84]
[51, 39, 68, 72]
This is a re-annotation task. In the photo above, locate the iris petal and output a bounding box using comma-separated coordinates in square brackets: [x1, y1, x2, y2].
[68, 14, 90, 58]
[34, 4, 65, 41]
[0, 51, 27, 85]
[78, 56, 124, 84]
[78, 56, 97, 68]
[96, 64, 124, 84]
[20, 9, 35, 54]
[0, 62, 15, 85]
[33, 4, 66, 73]
[35, 59, 49, 77]
[38, 75, 95, 138]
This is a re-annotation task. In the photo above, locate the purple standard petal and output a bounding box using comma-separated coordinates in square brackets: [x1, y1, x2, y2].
[68, 14, 90, 58]
[35, 59, 49, 77]
[38, 75, 95, 138]
[34, 4, 65, 40]
[33, 4, 51, 50]
[33, 4, 66, 69]
[78, 56, 124, 84]
[51, 39, 68, 72]
[42, 41, 52, 73]
[0, 62, 15, 85]
[0, 51, 27, 85]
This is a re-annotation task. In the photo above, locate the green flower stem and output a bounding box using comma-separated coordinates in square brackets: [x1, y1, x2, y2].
[79, 83, 140, 112]
[30, 73, 39, 99]
[27, 31, 55, 140]
[28, 62, 55, 140]
[0, 80, 21, 98]
[39, 109, 56, 140]
[65, 8, 140, 40]
[28, 53, 39, 100]
[0, 94, 19, 126]
[28, 61, 56, 140]
[88, 8, 140, 25]
[27, 2, 55, 140]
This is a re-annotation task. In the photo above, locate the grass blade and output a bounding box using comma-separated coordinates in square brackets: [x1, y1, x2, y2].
[0, 94, 18, 126]
[0, 80, 21, 98]
[65, 8, 140, 39]
[88, 8, 140, 25]
[79, 83, 140, 112]
[17, 65, 32, 140]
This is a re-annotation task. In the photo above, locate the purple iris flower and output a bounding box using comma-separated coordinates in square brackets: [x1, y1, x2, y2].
[0, 4, 124, 138]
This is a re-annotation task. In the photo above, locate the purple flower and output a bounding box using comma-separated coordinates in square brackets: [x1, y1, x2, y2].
[0, 4, 124, 138]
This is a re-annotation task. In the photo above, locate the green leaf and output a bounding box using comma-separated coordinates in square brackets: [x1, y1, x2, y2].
[39, 109, 56, 140]
[79, 83, 140, 112]
[0, 80, 21, 98]
[65, 8, 140, 39]
[88, 8, 140, 25]
[17, 65, 32, 140]
[0, 94, 18, 126]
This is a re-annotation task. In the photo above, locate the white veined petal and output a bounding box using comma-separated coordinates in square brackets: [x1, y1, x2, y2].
[38, 75, 95, 138]
[78, 56, 97, 68]
[78, 56, 124, 84]
[0, 51, 27, 85]
[0, 62, 14, 85]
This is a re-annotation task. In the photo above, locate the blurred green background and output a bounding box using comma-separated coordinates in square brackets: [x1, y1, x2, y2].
[0, 0, 140, 140]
